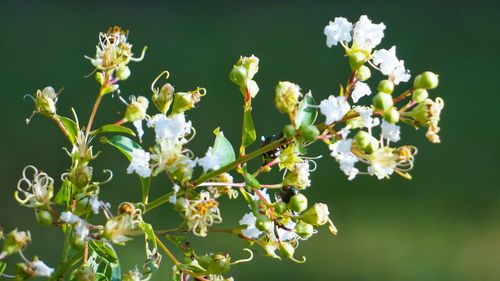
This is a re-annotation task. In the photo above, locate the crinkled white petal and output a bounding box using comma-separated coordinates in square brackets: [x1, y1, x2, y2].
[197, 147, 222, 172]
[372, 46, 410, 85]
[60, 211, 81, 224]
[239, 213, 262, 238]
[356, 106, 380, 128]
[324, 17, 353, 47]
[133, 120, 144, 140]
[353, 15, 386, 50]
[32, 260, 54, 277]
[351, 81, 372, 103]
[127, 148, 151, 178]
[319, 95, 350, 125]
[381, 120, 401, 142]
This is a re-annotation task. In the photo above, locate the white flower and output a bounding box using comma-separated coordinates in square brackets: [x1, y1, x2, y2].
[147, 113, 192, 143]
[295, 161, 311, 188]
[329, 138, 359, 180]
[32, 260, 54, 277]
[368, 147, 397, 179]
[246, 80, 260, 98]
[372, 46, 410, 85]
[133, 120, 144, 140]
[197, 147, 222, 172]
[319, 95, 350, 125]
[150, 140, 195, 176]
[381, 120, 401, 142]
[324, 17, 353, 47]
[274, 220, 297, 241]
[127, 148, 151, 178]
[168, 184, 180, 204]
[89, 196, 101, 214]
[356, 106, 380, 129]
[351, 81, 372, 103]
[60, 211, 81, 224]
[60, 212, 89, 239]
[353, 15, 386, 50]
[239, 212, 262, 238]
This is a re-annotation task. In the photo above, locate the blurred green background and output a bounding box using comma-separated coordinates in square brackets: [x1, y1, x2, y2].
[1, 0, 499, 280]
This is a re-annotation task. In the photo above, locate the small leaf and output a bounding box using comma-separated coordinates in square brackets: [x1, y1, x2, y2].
[57, 115, 79, 145]
[54, 178, 73, 207]
[212, 128, 236, 166]
[242, 110, 256, 148]
[87, 241, 121, 281]
[0, 261, 6, 275]
[101, 135, 142, 161]
[245, 173, 260, 189]
[90, 124, 135, 137]
[294, 92, 317, 129]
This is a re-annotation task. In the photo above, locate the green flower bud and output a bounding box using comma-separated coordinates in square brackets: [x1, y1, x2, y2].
[372, 92, 393, 111]
[412, 88, 429, 103]
[354, 130, 379, 153]
[384, 107, 400, 123]
[237, 55, 259, 80]
[207, 253, 231, 274]
[298, 124, 319, 142]
[295, 221, 314, 239]
[273, 201, 287, 214]
[36, 210, 53, 226]
[72, 235, 85, 250]
[282, 124, 296, 139]
[288, 193, 308, 213]
[275, 81, 301, 114]
[174, 197, 188, 213]
[125, 96, 149, 122]
[255, 214, 273, 232]
[377, 79, 394, 94]
[414, 71, 439, 89]
[0, 229, 31, 258]
[279, 242, 295, 258]
[34, 87, 58, 116]
[356, 65, 371, 81]
[95, 72, 105, 85]
[349, 52, 366, 70]
[101, 84, 119, 95]
[116, 65, 131, 81]
[152, 83, 175, 114]
[73, 265, 96, 281]
[70, 165, 93, 189]
[171, 88, 206, 114]
[229, 65, 247, 86]
[301, 203, 330, 226]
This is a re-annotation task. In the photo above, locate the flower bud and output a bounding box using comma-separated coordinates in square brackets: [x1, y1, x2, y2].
[122, 270, 143, 281]
[238, 55, 259, 80]
[377, 79, 394, 94]
[35, 87, 58, 116]
[171, 88, 205, 114]
[349, 52, 366, 70]
[125, 96, 149, 122]
[275, 81, 301, 114]
[354, 130, 379, 153]
[70, 165, 93, 189]
[273, 201, 287, 214]
[372, 92, 393, 111]
[229, 65, 247, 86]
[298, 124, 319, 142]
[36, 210, 53, 226]
[72, 235, 85, 249]
[279, 242, 295, 258]
[414, 71, 439, 89]
[72, 265, 96, 281]
[0, 229, 31, 257]
[301, 203, 329, 226]
[356, 65, 371, 81]
[255, 214, 273, 232]
[384, 107, 400, 123]
[174, 197, 188, 213]
[288, 194, 308, 213]
[152, 83, 175, 114]
[295, 221, 314, 239]
[207, 253, 231, 274]
[116, 65, 131, 81]
[412, 88, 428, 103]
[95, 72, 105, 85]
[282, 124, 296, 139]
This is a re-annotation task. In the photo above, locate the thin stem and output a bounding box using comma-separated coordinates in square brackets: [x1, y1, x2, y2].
[196, 182, 282, 189]
[48, 251, 82, 281]
[155, 236, 180, 266]
[85, 92, 104, 136]
[393, 88, 414, 104]
[156, 227, 235, 236]
[51, 116, 71, 140]
[145, 191, 173, 213]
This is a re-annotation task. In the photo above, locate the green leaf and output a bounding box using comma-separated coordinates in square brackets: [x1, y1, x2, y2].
[54, 178, 73, 207]
[100, 135, 142, 161]
[87, 241, 121, 281]
[141, 177, 151, 204]
[242, 110, 256, 148]
[294, 92, 317, 128]
[0, 261, 6, 275]
[212, 128, 236, 166]
[57, 115, 79, 145]
[244, 172, 260, 189]
[90, 124, 135, 137]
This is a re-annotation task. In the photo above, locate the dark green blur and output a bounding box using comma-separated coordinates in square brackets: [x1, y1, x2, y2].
[0, 1, 498, 280]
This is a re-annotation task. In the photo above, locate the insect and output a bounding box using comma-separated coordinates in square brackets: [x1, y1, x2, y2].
[260, 133, 285, 165]
[276, 185, 299, 203]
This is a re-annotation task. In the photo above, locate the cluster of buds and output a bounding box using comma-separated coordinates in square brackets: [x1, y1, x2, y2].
[229, 55, 260, 99]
